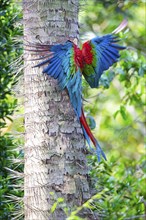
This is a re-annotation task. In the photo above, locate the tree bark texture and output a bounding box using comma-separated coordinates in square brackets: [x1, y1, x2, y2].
[23, 1, 90, 220]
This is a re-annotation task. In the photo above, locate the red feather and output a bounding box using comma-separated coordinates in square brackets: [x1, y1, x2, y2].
[79, 108, 96, 147]
[73, 44, 83, 69]
[82, 41, 93, 65]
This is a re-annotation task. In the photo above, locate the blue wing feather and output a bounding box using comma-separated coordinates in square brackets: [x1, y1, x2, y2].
[33, 40, 82, 119]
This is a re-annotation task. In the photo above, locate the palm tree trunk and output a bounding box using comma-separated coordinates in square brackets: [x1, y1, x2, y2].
[23, 0, 90, 219]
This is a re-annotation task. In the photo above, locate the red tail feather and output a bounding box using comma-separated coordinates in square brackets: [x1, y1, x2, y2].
[79, 108, 96, 146]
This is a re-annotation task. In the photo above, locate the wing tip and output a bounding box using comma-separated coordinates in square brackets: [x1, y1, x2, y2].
[112, 19, 128, 34]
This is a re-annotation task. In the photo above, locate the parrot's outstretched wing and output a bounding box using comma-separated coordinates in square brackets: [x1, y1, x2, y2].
[82, 20, 127, 88]
[32, 40, 83, 118]
[33, 41, 76, 89]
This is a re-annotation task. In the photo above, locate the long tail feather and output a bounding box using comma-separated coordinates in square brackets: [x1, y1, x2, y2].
[79, 108, 106, 161]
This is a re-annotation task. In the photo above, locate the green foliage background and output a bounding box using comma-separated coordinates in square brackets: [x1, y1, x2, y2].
[0, 0, 22, 219]
[0, 0, 145, 219]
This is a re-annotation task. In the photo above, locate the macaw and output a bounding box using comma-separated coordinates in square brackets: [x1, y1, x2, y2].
[28, 20, 127, 161]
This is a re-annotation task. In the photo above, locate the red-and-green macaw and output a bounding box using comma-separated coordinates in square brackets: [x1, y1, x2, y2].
[30, 20, 127, 161]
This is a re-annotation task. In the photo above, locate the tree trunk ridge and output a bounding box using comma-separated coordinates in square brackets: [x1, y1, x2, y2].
[23, 0, 90, 219]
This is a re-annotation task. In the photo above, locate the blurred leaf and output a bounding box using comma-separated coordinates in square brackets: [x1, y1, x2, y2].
[120, 105, 127, 120]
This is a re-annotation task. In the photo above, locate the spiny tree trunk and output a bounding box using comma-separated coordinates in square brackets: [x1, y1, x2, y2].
[23, 0, 90, 219]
